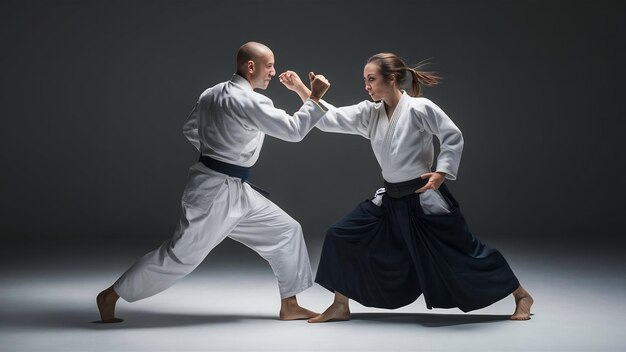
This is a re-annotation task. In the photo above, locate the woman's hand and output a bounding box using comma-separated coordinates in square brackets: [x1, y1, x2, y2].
[415, 172, 446, 193]
[308, 72, 330, 101]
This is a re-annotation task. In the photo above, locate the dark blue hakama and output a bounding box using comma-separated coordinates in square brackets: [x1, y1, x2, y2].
[315, 184, 519, 312]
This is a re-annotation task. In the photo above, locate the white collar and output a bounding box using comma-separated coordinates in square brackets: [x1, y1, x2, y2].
[230, 74, 254, 91]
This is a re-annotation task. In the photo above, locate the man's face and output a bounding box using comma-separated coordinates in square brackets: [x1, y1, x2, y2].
[250, 51, 276, 90]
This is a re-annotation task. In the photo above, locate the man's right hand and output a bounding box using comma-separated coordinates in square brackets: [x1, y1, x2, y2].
[279, 71, 307, 93]
[309, 72, 330, 102]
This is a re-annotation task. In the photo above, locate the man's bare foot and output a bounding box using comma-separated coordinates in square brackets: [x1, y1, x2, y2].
[510, 285, 534, 321]
[279, 296, 318, 320]
[308, 301, 351, 323]
[96, 286, 123, 323]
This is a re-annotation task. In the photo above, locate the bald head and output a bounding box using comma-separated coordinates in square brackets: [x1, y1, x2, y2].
[237, 42, 272, 74]
[236, 41, 276, 90]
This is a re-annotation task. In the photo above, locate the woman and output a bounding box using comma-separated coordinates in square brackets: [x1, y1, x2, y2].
[278, 53, 533, 322]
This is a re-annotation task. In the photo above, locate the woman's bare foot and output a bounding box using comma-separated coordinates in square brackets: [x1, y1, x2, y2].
[308, 291, 350, 323]
[510, 285, 534, 320]
[279, 296, 318, 320]
[308, 301, 351, 323]
[96, 286, 123, 323]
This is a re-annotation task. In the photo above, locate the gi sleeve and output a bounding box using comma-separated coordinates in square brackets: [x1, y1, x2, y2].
[414, 99, 464, 180]
[243, 94, 328, 142]
[315, 100, 372, 139]
[182, 102, 200, 151]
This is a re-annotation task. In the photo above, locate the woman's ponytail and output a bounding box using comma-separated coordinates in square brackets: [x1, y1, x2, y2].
[407, 61, 441, 97]
[368, 53, 441, 97]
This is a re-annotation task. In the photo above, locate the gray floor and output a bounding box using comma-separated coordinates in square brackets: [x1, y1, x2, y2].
[1, 245, 624, 352]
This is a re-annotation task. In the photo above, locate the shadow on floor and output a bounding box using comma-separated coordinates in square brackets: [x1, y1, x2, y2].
[350, 312, 512, 327]
[1, 309, 278, 330]
[89, 311, 279, 329]
[2, 309, 514, 330]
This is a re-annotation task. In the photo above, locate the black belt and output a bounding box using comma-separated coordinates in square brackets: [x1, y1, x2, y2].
[199, 155, 270, 198]
[383, 177, 429, 199]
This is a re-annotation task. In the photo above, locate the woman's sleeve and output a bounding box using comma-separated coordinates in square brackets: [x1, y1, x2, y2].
[315, 100, 372, 139]
[415, 99, 464, 180]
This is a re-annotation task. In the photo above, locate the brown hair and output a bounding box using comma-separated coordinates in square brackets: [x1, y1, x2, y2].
[367, 53, 441, 97]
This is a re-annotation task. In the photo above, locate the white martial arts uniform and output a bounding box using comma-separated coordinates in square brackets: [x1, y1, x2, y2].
[316, 92, 464, 214]
[114, 74, 327, 301]
[313, 93, 519, 311]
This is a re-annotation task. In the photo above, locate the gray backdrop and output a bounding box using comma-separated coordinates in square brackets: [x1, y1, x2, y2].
[1, 0, 625, 262]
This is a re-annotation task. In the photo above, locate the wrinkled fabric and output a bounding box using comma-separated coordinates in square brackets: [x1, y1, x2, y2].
[315, 184, 519, 312]
[114, 74, 326, 302]
[115, 165, 313, 301]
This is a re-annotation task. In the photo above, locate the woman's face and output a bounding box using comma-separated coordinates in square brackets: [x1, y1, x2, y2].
[363, 62, 393, 101]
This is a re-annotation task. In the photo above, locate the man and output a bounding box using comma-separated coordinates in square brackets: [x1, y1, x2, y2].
[97, 42, 330, 323]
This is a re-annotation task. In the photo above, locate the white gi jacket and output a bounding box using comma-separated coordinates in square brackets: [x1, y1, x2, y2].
[183, 74, 327, 166]
[113, 74, 327, 302]
[316, 92, 464, 214]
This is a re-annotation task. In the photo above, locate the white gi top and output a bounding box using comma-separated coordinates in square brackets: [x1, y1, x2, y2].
[183, 74, 327, 167]
[317, 92, 464, 183]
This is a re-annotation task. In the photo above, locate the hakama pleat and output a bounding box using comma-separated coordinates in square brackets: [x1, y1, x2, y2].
[315, 184, 519, 312]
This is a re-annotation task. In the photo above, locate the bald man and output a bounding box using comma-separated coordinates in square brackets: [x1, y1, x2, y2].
[97, 42, 330, 323]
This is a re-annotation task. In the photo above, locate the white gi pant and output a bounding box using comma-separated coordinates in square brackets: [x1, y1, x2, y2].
[114, 162, 313, 302]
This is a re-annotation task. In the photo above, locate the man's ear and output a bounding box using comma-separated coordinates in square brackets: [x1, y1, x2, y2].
[247, 60, 255, 74]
